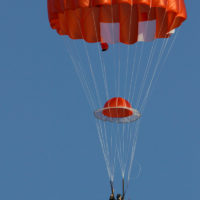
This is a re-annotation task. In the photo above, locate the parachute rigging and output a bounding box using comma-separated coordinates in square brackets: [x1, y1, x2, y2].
[48, 0, 187, 197]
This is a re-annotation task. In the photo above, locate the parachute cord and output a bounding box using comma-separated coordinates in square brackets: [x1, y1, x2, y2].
[127, 120, 141, 182]
[117, 42, 121, 97]
[111, 124, 117, 179]
[110, 0, 119, 98]
[120, 119, 126, 175]
[65, 12, 115, 183]
[109, 110, 116, 179]
[117, 119, 139, 180]
[121, 122, 139, 182]
[139, 17, 180, 113]
[101, 122, 112, 180]
[121, 125, 127, 177]
[96, 121, 113, 180]
[113, 137, 118, 180]
[82, 41, 102, 108]
[140, 30, 179, 113]
[64, 39, 96, 111]
[140, 39, 169, 112]
[156, 28, 180, 83]
[109, 123, 115, 178]
[117, 125, 123, 174]
[73, 14, 102, 108]
[139, 39, 168, 112]
[131, 44, 143, 105]
[91, 8, 119, 180]
[123, 123, 132, 174]
[130, 1, 153, 104]
[124, 125, 132, 171]
[127, 10, 179, 183]
[128, 44, 138, 102]
[97, 120, 118, 181]
[96, 122, 108, 174]
[120, 122, 132, 177]
[65, 22, 113, 181]
[134, 8, 168, 109]
[123, 1, 134, 98]
[117, 124, 124, 176]
[125, 124, 133, 175]
[103, 121, 114, 179]
[135, 42, 157, 107]
[91, 9, 110, 100]
[121, 125, 128, 175]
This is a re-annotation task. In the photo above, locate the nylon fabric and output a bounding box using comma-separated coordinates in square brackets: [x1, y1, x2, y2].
[48, 0, 187, 44]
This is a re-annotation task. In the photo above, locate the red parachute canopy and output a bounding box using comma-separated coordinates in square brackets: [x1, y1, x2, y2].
[48, 0, 187, 44]
[94, 97, 141, 123]
[103, 97, 133, 118]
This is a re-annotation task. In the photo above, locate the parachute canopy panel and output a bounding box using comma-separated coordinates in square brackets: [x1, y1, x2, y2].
[94, 97, 141, 123]
[48, 0, 187, 44]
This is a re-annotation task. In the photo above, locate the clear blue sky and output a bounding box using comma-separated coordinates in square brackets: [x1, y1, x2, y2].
[0, 1, 199, 200]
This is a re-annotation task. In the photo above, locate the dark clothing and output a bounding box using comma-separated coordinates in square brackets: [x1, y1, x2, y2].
[109, 195, 116, 200]
[117, 194, 122, 200]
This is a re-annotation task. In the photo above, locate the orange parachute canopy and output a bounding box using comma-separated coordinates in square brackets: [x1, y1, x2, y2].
[94, 97, 141, 123]
[102, 97, 133, 118]
[48, 0, 187, 44]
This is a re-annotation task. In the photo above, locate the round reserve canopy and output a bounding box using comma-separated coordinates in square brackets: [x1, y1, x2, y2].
[94, 97, 141, 123]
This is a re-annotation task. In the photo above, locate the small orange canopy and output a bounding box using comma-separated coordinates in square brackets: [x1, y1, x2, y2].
[102, 97, 133, 118]
[94, 97, 141, 123]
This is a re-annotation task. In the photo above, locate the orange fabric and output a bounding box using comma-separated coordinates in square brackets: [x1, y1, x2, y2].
[103, 107, 133, 118]
[48, 0, 187, 44]
[103, 97, 132, 108]
[102, 97, 133, 118]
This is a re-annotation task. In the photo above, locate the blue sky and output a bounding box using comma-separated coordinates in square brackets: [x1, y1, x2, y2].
[0, 1, 199, 200]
